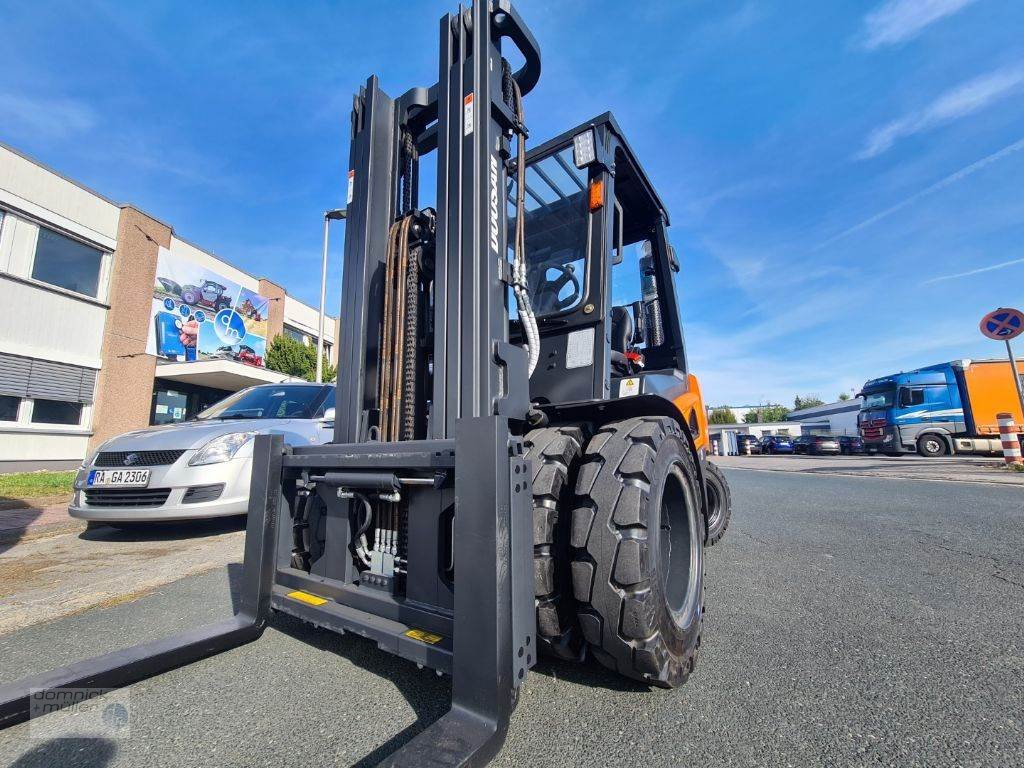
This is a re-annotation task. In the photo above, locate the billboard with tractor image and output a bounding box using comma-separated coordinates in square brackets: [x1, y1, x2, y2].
[146, 246, 270, 367]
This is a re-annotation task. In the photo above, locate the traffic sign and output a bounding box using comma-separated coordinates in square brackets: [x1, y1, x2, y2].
[979, 307, 1024, 341]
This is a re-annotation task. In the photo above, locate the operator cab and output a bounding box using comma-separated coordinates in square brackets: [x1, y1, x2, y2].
[510, 113, 686, 407]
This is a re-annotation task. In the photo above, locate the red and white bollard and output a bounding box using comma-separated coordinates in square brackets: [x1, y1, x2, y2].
[745, 440, 752, 456]
[997, 412, 1023, 466]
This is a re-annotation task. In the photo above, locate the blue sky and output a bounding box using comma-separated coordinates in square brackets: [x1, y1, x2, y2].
[3, 0, 1023, 406]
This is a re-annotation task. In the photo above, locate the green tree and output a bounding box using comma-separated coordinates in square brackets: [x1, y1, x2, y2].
[794, 395, 825, 410]
[708, 407, 737, 424]
[744, 404, 791, 423]
[265, 335, 336, 383]
[837, 391, 852, 401]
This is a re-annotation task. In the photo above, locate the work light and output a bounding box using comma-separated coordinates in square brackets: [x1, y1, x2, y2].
[572, 128, 597, 168]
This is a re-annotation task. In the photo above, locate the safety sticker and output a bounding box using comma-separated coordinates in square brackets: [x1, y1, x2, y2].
[347, 169, 355, 204]
[405, 628, 444, 645]
[287, 590, 328, 606]
[463, 93, 474, 136]
[620, 378, 641, 398]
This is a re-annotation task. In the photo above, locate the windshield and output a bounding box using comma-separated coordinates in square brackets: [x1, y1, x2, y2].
[197, 385, 326, 421]
[510, 145, 590, 316]
[861, 389, 896, 410]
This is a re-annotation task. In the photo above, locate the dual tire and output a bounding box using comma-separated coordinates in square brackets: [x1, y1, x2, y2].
[527, 418, 714, 685]
[524, 426, 586, 660]
[702, 461, 732, 546]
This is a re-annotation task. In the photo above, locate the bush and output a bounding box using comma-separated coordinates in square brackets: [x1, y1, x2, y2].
[709, 407, 738, 424]
[265, 335, 336, 383]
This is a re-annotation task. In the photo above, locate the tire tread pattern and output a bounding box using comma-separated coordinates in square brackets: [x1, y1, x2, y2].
[524, 425, 585, 660]
[703, 460, 732, 546]
[570, 416, 704, 688]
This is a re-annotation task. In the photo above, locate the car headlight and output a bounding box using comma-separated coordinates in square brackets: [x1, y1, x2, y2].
[189, 432, 257, 466]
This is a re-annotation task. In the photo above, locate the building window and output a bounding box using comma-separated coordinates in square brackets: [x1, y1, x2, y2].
[150, 379, 233, 426]
[152, 387, 190, 425]
[30, 399, 84, 426]
[0, 395, 19, 422]
[283, 325, 307, 344]
[32, 226, 104, 298]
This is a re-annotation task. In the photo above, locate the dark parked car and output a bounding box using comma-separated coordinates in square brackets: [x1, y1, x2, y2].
[760, 435, 794, 454]
[792, 434, 841, 455]
[736, 434, 761, 454]
[838, 435, 864, 455]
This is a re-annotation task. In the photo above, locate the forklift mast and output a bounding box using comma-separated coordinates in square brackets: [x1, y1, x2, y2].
[337, 0, 540, 442]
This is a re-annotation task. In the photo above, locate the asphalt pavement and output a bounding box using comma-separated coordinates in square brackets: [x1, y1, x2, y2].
[0, 469, 1021, 767]
[715, 452, 1024, 485]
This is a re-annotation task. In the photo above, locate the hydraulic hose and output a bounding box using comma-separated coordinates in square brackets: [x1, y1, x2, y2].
[503, 58, 539, 377]
[349, 491, 374, 568]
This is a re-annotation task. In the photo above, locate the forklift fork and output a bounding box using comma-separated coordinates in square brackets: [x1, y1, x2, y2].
[0, 434, 284, 731]
[0, 427, 529, 767]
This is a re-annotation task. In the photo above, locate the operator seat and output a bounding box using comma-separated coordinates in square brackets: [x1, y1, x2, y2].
[610, 305, 633, 373]
[610, 305, 633, 353]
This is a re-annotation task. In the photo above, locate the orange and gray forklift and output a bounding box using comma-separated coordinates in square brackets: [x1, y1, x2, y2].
[0, 1, 731, 764]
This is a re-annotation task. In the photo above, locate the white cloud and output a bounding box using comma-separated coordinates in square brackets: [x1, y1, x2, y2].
[922, 256, 1024, 285]
[859, 66, 1024, 159]
[820, 135, 1024, 249]
[690, 316, 980, 406]
[861, 0, 979, 50]
[0, 92, 97, 140]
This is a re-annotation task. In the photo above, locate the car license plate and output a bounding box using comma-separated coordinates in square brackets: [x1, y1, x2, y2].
[87, 469, 151, 487]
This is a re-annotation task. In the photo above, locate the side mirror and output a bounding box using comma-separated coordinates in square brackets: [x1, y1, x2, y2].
[321, 407, 335, 422]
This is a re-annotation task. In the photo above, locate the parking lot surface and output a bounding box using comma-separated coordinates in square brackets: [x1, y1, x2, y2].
[0, 469, 1021, 767]
[716, 452, 1024, 485]
[0, 513, 244, 634]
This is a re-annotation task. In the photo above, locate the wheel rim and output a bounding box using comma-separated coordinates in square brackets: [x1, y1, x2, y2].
[704, 472, 721, 530]
[923, 437, 942, 455]
[660, 464, 700, 616]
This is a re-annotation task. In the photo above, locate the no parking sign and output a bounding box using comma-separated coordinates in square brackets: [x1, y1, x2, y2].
[979, 307, 1024, 340]
[979, 306, 1024, 420]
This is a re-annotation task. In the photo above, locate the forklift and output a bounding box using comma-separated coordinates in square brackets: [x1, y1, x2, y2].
[0, 1, 731, 764]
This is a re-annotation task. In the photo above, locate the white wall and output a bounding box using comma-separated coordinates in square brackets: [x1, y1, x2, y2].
[283, 295, 336, 345]
[0, 274, 107, 368]
[0, 147, 115, 454]
[0, 148, 115, 370]
[0, 431, 90, 465]
[0, 145, 118, 251]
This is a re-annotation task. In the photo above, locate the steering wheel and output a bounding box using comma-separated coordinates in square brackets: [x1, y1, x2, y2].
[532, 264, 582, 313]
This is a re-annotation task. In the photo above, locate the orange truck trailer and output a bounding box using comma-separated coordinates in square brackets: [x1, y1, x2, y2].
[857, 359, 1024, 457]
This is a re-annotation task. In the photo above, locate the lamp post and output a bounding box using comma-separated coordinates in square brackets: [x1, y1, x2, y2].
[317, 208, 347, 383]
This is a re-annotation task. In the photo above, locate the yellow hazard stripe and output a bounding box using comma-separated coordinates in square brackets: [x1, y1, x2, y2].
[404, 628, 443, 645]
[286, 590, 328, 606]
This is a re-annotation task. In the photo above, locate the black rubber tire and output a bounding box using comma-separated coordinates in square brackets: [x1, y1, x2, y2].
[524, 425, 586, 661]
[570, 417, 704, 687]
[917, 434, 948, 457]
[703, 461, 732, 547]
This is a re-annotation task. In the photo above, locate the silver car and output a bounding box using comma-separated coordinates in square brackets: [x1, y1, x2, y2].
[70, 383, 335, 525]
